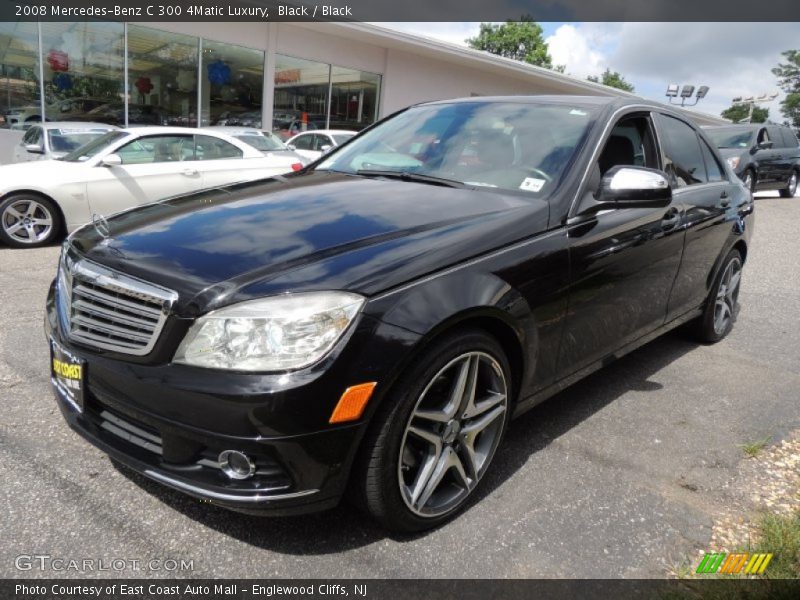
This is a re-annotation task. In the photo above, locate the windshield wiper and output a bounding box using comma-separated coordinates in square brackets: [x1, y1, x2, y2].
[356, 169, 466, 188]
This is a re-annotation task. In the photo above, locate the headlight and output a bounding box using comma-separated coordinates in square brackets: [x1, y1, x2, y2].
[174, 292, 365, 371]
[726, 156, 740, 170]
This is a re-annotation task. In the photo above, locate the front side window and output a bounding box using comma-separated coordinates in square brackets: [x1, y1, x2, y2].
[318, 101, 597, 195]
[115, 135, 193, 164]
[657, 114, 707, 187]
[597, 115, 659, 176]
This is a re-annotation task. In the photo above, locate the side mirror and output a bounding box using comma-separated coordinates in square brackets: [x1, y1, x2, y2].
[24, 143, 43, 154]
[757, 140, 773, 151]
[100, 154, 122, 167]
[320, 144, 332, 153]
[579, 166, 671, 216]
[286, 144, 296, 151]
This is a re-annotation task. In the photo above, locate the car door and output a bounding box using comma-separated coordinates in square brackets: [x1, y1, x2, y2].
[654, 113, 740, 321]
[767, 125, 793, 185]
[85, 134, 202, 217]
[753, 126, 780, 187]
[193, 134, 266, 188]
[556, 111, 687, 375]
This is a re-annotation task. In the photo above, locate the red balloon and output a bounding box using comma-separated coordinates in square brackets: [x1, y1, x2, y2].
[46, 50, 69, 72]
[135, 76, 154, 95]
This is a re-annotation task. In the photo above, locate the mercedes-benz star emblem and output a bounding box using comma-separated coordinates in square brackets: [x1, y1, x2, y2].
[92, 213, 110, 239]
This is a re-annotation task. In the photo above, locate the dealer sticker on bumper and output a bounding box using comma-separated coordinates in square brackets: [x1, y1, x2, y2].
[50, 338, 84, 412]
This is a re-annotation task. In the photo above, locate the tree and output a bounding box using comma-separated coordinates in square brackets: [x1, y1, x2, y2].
[467, 19, 555, 69]
[586, 68, 635, 93]
[720, 103, 769, 123]
[772, 50, 800, 130]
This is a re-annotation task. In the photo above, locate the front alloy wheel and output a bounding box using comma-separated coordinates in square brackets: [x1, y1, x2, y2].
[355, 330, 511, 532]
[0, 194, 60, 248]
[398, 352, 507, 517]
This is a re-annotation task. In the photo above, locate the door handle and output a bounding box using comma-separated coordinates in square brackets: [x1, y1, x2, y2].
[661, 207, 680, 230]
[181, 169, 199, 177]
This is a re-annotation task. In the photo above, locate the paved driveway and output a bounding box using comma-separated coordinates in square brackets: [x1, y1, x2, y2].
[0, 193, 797, 579]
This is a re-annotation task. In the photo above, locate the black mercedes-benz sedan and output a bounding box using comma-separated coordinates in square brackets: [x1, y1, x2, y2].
[46, 96, 754, 532]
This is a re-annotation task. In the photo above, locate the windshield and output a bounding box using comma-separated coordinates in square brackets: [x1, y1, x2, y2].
[48, 129, 114, 154]
[706, 128, 754, 149]
[317, 101, 596, 194]
[61, 130, 129, 162]
[235, 133, 286, 151]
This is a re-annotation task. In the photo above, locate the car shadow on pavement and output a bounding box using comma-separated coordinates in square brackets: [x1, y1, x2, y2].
[112, 329, 698, 553]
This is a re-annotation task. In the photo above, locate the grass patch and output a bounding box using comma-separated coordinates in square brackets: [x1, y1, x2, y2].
[749, 511, 800, 579]
[740, 436, 772, 458]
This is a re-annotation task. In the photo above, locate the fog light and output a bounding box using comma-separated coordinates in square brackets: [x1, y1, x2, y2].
[218, 450, 255, 480]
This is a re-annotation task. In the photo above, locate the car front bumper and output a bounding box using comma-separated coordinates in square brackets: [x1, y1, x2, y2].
[46, 281, 421, 516]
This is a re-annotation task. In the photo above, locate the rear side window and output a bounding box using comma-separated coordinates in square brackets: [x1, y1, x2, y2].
[194, 135, 243, 161]
[657, 114, 707, 187]
[700, 139, 725, 182]
[780, 128, 799, 148]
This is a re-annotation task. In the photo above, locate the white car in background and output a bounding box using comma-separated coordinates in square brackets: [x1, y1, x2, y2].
[286, 129, 357, 161]
[13, 122, 119, 163]
[204, 126, 310, 166]
[0, 126, 306, 248]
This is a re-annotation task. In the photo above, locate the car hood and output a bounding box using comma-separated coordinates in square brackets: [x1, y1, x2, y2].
[0, 159, 86, 189]
[69, 172, 549, 316]
[716, 148, 746, 159]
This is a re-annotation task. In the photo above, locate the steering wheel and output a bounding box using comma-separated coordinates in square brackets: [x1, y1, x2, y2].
[525, 167, 552, 182]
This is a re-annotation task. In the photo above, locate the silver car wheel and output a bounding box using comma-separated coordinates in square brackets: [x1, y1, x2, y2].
[713, 257, 742, 335]
[2, 198, 54, 245]
[398, 351, 507, 518]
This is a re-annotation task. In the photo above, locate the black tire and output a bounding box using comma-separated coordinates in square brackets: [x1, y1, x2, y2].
[779, 169, 798, 198]
[0, 193, 62, 248]
[353, 329, 512, 532]
[742, 169, 756, 194]
[689, 249, 743, 343]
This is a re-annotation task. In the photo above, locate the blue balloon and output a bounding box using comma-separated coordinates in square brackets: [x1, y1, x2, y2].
[207, 60, 231, 86]
[53, 72, 73, 91]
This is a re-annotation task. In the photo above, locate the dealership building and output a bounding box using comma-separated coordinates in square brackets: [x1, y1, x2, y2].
[0, 20, 725, 140]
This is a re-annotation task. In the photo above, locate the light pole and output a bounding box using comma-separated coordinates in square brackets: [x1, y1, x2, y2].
[666, 84, 709, 107]
[730, 93, 779, 123]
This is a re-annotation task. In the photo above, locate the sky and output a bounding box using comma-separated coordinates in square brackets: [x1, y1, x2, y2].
[380, 22, 800, 120]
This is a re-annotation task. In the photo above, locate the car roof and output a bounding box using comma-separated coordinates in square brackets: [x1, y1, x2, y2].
[120, 126, 224, 136]
[291, 129, 358, 136]
[702, 124, 761, 131]
[203, 126, 269, 135]
[40, 121, 119, 130]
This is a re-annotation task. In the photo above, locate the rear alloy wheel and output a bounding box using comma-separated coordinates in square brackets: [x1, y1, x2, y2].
[0, 194, 61, 248]
[779, 170, 798, 198]
[691, 249, 743, 343]
[356, 330, 511, 532]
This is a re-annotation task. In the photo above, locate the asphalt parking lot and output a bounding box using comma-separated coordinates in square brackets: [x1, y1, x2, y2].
[1, 192, 798, 579]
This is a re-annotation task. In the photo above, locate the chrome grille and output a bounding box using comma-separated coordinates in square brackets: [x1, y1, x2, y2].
[59, 253, 177, 356]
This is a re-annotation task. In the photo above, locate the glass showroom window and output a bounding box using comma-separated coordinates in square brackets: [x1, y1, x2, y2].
[329, 66, 381, 131]
[273, 54, 330, 140]
[38, 22, 124, 126]
[0, 22, 41, 130]
[201, 40, 264, 128]
[127, 25, 198, 127]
